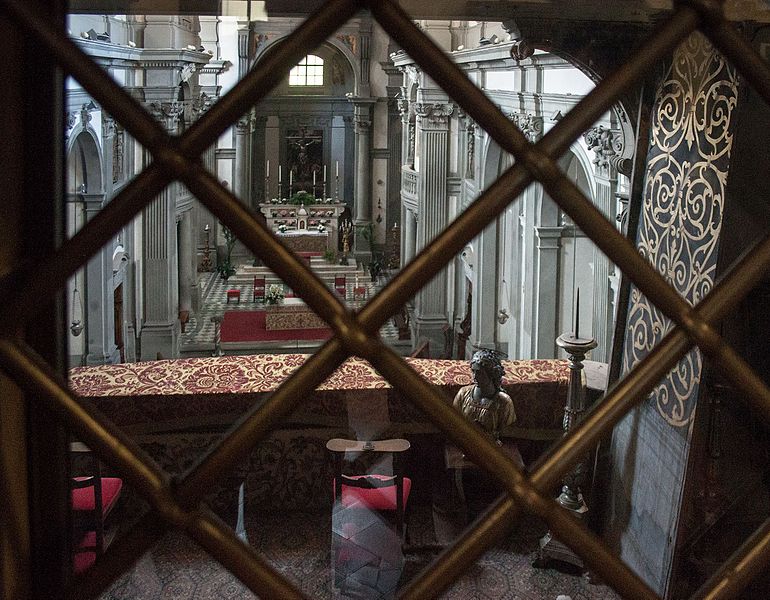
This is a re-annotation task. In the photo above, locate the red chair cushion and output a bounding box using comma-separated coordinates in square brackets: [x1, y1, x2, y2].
[71, 477, 123, 516]
[334, 475, 412, 511]
[73, 531, 97, 574]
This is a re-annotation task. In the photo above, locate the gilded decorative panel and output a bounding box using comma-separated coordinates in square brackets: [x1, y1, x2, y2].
[622, 32, 738, 428]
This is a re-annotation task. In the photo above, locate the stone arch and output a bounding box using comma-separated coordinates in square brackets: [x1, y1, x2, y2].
[253, 38, 358, 95]
[66, 127, 103, 194]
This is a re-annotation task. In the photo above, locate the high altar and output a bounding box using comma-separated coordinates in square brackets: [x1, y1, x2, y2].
[259, 200, 347, 253]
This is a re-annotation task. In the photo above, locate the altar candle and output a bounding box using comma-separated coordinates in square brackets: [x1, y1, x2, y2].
[278, 164, 282, 183]
[313, 170, 316, 186]
[574, 288, 580, 339]
[266, 159, 269, 177]
[336, 161, 339, 177]
[290, 170, 293, 186]
[323, 165, 327, 181]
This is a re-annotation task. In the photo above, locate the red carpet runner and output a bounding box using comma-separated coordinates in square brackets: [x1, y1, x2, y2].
[220, 310, 332, 342]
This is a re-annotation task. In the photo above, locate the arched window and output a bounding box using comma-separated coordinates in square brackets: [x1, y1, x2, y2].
[289, 54, 324, 86]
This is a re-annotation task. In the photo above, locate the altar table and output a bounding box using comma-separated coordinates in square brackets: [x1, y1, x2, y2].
[276, 230, 328, 254]
[264, 298, 328, 330]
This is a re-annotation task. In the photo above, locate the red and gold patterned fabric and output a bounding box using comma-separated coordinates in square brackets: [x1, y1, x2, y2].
[69, 355, 569, 437]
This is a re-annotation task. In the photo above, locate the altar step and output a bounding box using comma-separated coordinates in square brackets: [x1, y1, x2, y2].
[232, 257, 372, 297]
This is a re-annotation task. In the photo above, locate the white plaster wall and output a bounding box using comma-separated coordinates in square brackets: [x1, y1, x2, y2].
[542, 66, 594, 95]
[484, 70, 516, 91]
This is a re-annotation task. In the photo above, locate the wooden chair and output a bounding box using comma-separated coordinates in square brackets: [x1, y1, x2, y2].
[252, 276, 265, 302]
[70, 442, 123, 574]
[334, 275, 346, 299]
[326, 438, 412, 595]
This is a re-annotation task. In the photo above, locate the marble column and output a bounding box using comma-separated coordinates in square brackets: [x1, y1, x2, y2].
[471, 221, 498, 352]
[397, 93, 413, 168]
[349, 100, 375, 223]
[402, 207, 417, 267]
[139, 101, 183, 360]
[234, 114, 252, 206]
[534, 225, 564, 358]
[583, 125, 624, 363]
[178, 210, 194, 316]
[83, 193, 119, 365]
[413, 100, 453, 354]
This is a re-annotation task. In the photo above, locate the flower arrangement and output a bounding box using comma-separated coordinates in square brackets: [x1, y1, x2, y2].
[265, 284, 285, 304]
[317, 223, 326, 233]
[277, 224, 288, 233]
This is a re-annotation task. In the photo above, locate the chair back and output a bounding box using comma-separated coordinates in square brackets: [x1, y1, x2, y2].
[326, 438, 411, 537]
[253, 276, 266, 301]
[70, 442, 123, 574]
[334, 276, 346, 298]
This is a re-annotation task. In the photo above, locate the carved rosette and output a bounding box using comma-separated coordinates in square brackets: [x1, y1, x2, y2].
[414, 102, 453, 129]
[508, 111, 543, 143]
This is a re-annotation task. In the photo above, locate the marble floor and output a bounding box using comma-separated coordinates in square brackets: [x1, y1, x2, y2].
[180, 259, 402, 357]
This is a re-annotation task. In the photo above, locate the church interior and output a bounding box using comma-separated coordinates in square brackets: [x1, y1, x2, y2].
[3, 1, 770, 599]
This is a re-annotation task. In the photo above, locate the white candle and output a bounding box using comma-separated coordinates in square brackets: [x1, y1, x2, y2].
[323, 165, 327, 181]
[266, 159, 269, 177]
[336, 161, 339, 177]
[278, 165, 282, 183]
[313, 170, 316, 185]
[289, 170, 293, 186]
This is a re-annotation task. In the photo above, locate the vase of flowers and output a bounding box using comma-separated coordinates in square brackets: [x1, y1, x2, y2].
[265, 284, 285, 305]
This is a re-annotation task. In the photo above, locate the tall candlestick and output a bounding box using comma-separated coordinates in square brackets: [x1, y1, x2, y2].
[574, 288, 580, 339]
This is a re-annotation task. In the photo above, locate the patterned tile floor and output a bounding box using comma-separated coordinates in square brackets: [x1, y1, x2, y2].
[180, 263, 401, 356]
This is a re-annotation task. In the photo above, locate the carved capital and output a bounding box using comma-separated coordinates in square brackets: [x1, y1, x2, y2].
[354, 116, 371, 134]
[191, 92, 214, 120]
[147, 101, 184, 131]
[235, 115, 251, 134]
[397, 97, 410, 118]
[415, 102, 453, 128]
[508, 111, 543, 142]
[584, 125, 628, 176]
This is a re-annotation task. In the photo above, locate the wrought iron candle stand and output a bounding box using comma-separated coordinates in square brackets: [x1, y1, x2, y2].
[533, 331, 597, 570]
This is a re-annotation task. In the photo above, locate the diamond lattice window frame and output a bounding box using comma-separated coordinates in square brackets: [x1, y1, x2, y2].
[3, 1, 770, 599]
